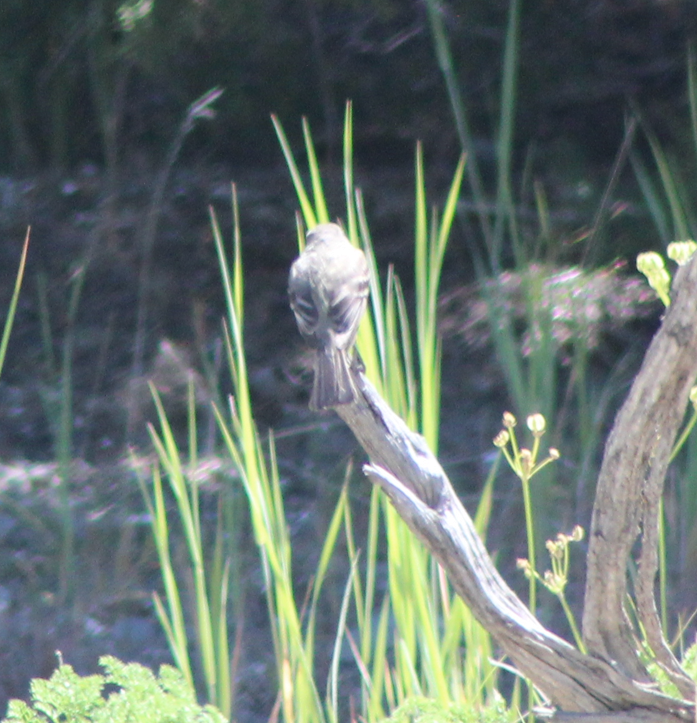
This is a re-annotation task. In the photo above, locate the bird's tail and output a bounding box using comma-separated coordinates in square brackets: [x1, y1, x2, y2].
[310, 345, 357, 411]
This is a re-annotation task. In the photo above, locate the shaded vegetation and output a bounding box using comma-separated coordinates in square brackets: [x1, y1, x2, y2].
[0, 1, 694, 172]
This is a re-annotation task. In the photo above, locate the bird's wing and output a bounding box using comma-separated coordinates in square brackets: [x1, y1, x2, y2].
[328, 278, 369, 347]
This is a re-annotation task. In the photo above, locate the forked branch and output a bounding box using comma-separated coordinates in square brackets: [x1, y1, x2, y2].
[333, 257, 697, 720]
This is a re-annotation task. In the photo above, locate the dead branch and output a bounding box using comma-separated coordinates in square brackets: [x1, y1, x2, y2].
[582, 256, 697, 701]
[332, 256, 697, 720]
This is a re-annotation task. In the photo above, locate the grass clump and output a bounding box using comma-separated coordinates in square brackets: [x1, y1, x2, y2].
[138, 105, 511, 723]
[272, 103, 503, 719]
[2, 655, 227, 723]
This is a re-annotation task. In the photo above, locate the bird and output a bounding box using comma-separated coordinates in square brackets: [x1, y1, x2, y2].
[288, 223, 370, 410]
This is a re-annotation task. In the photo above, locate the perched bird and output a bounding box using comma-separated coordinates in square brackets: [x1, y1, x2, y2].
[288, 223, 370, 410]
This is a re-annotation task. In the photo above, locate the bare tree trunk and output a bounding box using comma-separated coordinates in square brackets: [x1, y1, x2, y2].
[582, 256, 697, 699]
[330, 256, 697, 720]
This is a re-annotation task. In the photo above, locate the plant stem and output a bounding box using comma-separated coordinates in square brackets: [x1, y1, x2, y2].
[521, 475, 537, 615]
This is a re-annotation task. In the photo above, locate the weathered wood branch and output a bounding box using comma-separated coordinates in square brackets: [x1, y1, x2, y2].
[582, 256, 697, 696]
[331, 256, 697, 720]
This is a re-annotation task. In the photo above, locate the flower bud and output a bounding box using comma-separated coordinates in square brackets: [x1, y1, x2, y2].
[527, 413, 546, 437]
[493, 430, 510, 448]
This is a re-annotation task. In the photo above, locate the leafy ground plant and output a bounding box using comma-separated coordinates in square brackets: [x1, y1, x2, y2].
[2, 655, 226, 723]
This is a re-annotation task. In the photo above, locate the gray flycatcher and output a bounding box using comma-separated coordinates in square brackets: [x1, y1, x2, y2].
[288, 223, 370, 410]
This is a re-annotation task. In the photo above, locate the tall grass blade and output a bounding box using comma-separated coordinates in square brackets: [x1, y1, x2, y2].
[643, 124, 691, 241]
[0, 229, 29, 377]
[147, 385, 219, 705]
[272, 114, 317, 228]
[343, 102, 358, 240]
[493, 0, 522, 266]
[303, 117, 330, 224]
[355, 190, 385, 392]
[630, 151, 672, 247]
[424, 0, 492, 253]
[688, 41, 697, 158]
[136, 461, 195, 691]
[326, 560, 358, 723]
[305, 483, 350, 670]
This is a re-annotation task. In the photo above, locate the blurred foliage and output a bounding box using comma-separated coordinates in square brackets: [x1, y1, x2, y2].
[3, 655, 227, 723]
[0, 0, 694, 173]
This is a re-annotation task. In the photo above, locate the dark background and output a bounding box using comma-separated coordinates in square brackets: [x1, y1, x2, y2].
[0, 0, 693, 447]
[1, 1, 694, 173]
